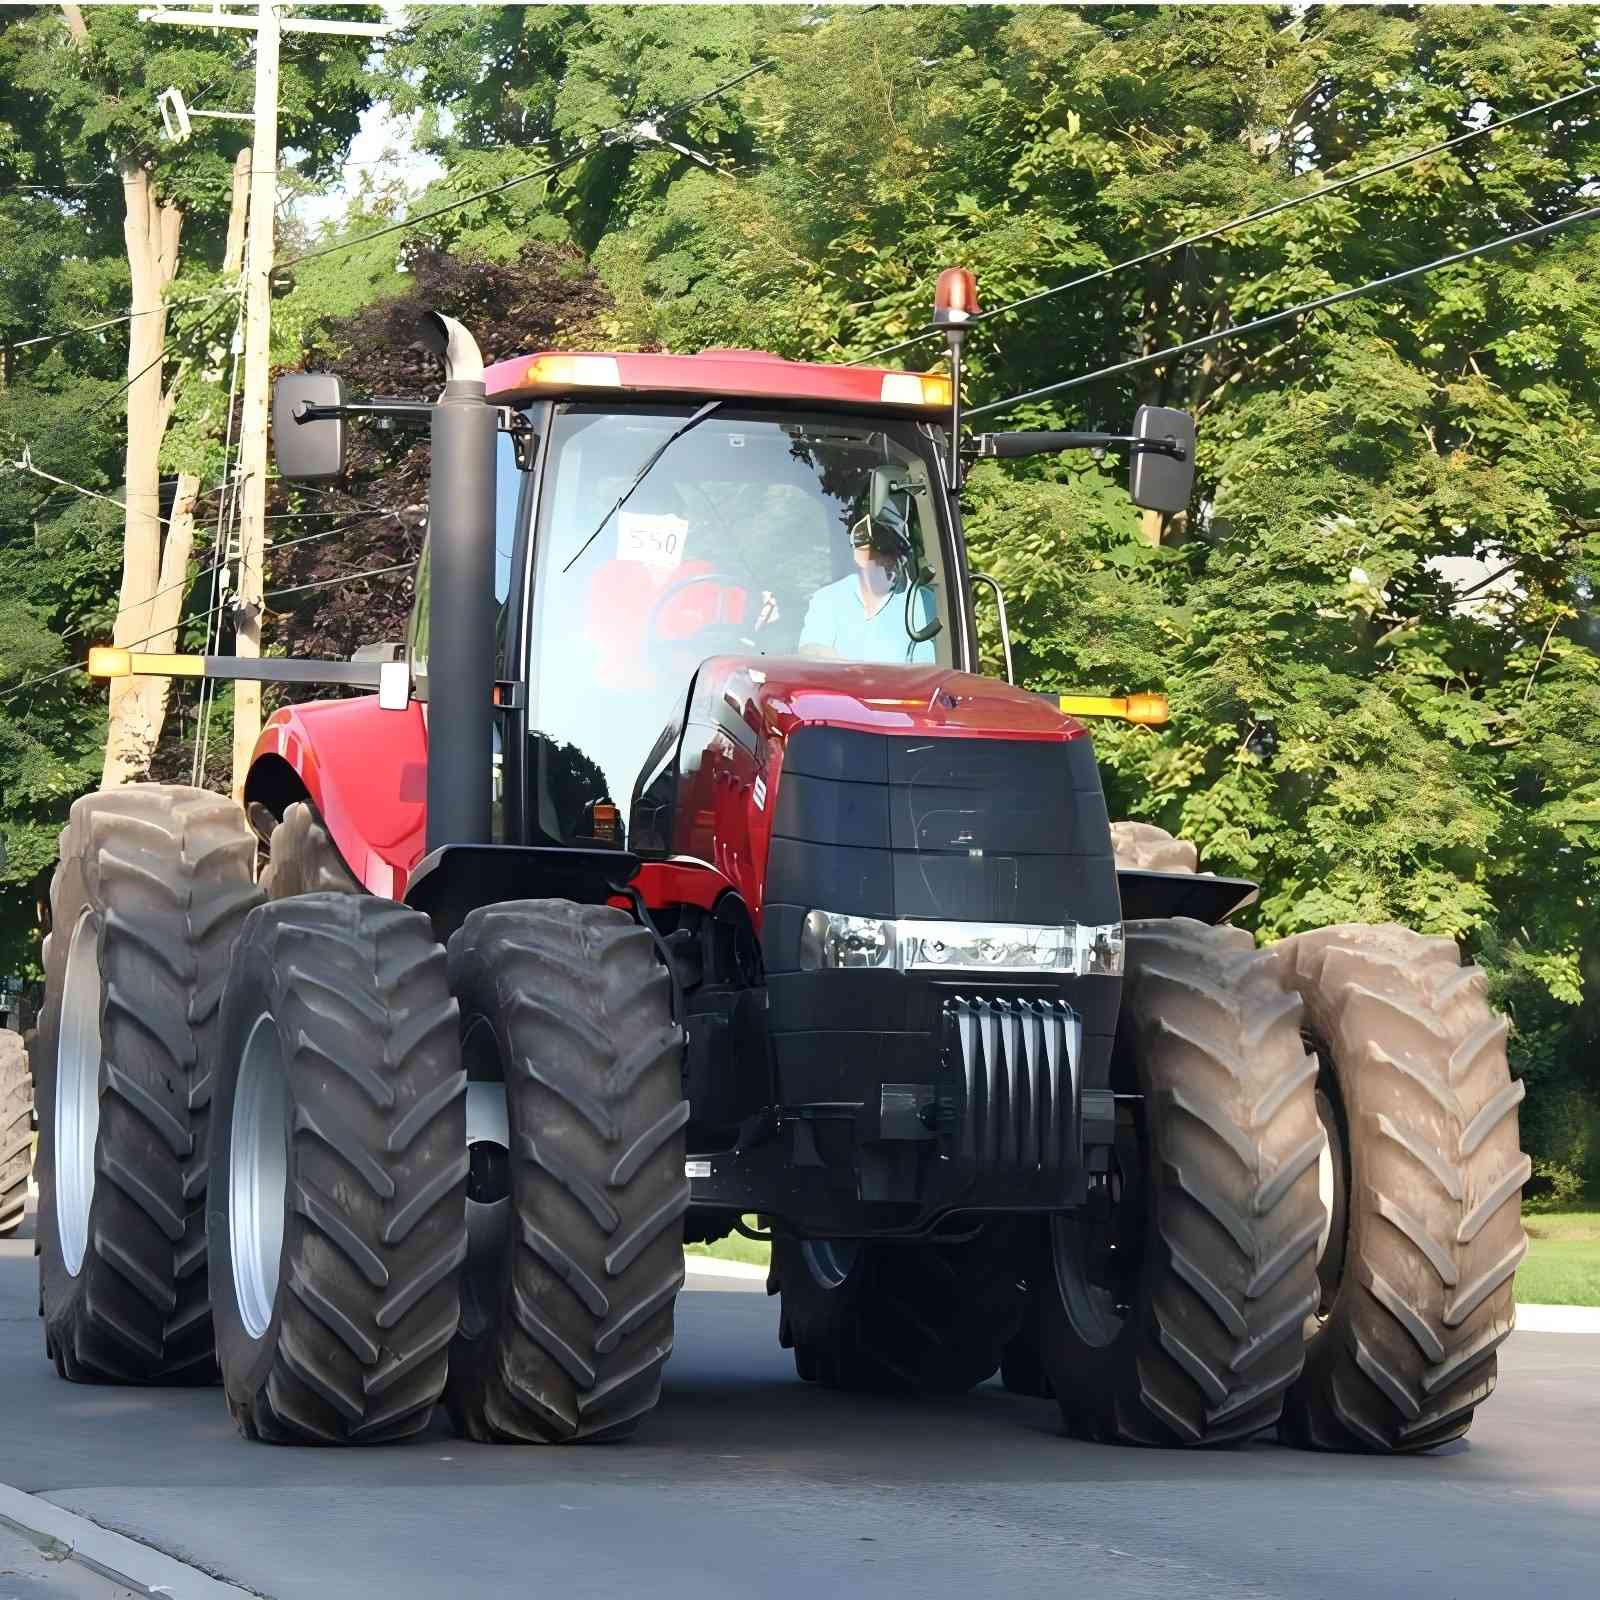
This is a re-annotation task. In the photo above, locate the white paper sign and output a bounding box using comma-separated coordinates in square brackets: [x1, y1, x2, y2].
[618, 510, 688, 568]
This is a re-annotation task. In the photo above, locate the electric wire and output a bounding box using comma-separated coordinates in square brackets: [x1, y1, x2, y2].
[280, 57, 778, 269]
[968, 203, 1600, 420]
[851, 80, 1600, 367]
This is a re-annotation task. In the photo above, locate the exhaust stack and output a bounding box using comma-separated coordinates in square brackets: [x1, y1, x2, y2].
[417, 312, 497, 852]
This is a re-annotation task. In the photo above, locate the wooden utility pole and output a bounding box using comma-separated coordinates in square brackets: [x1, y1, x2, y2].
[140, 4, 390, 798]
[230, 0, 279, 803]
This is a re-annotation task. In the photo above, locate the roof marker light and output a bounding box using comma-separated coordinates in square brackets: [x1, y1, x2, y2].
[523, 354, 621, 388]
[881, 372, 953, 407]
[933, 267, 980, 326]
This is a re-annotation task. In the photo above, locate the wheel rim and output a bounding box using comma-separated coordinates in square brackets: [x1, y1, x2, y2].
[231, 1014, 288, 1341]
[801, 1239, 859, 1289]
[461, 1073, 511, 1341]
[1050, 1213, 1125, 1348]
[1312, 1082, 1350, 1317]
[55, 910, 102, 1278]
[1051, 1121, 1145, 1350]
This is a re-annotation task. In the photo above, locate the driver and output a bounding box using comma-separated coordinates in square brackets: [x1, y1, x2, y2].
[798, 502, 936, 664]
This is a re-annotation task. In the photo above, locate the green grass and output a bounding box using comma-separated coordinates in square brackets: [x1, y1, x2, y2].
[685, 1218, 771, 1268]
[683, 1211, 1600, 1303]
[1517, 1210, 1600, 1306]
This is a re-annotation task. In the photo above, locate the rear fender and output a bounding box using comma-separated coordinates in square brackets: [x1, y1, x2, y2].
[245, 697, 428, 898]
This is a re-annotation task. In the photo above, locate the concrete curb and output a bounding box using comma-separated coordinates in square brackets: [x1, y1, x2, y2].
[0, 1484, 257, 1599]
[684, 1253, 768, 1281]
[1516, 1302, 1600, 1334]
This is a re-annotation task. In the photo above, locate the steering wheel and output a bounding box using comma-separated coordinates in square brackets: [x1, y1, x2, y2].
[643, 570, 761, 654]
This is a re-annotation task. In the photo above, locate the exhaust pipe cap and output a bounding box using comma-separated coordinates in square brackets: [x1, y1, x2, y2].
[418, 311, 485, 389]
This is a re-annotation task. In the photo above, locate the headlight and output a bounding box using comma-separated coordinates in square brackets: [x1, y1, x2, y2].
[799, 911, 1123, 976]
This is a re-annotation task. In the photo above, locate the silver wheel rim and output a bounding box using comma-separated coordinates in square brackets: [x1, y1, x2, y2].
[1317, 1126, 1335, 1266]
[230, 1014, 288, 1341]
[56, 910, 102, 1278]
[1050, 1216, 1124, 1348]
[802, 1239, 859, 1289]
[461, 1077, 511, 1340]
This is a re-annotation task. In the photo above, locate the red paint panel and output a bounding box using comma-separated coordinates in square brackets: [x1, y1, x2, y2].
[665, 657, 1086, 925]
[483, 349, 948, 417]
[251, 697, 428, 898]
[631, 859, 737, 914]
[700, 656, 1088, 745]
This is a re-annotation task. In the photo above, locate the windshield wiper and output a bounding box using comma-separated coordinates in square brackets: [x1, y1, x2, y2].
[561, 400, 722, 574]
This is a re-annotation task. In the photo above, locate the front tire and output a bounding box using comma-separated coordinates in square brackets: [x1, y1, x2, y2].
[772, 1229, 1028, 1394]
[1274, 925, 1529, 1453]
[1, 1029, 31, 1239]
[1037, 920, 1324, 1445]
[36, 786, 261, 1382]
[209, 894, 467, 1443]
[442, 901, 689, 1444]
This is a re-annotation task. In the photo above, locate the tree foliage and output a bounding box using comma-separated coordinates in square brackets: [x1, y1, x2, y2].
[4, 4, 1597, 1194]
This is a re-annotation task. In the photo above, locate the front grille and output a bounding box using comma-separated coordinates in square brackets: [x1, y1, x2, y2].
[945, 996, 1081, 1173]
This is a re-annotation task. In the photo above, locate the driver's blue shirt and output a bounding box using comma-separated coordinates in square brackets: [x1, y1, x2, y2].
[799, 576, 936, 664]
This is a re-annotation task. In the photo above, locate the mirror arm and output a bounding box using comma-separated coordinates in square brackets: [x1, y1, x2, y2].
[291, 399, 433, 426]
[967, 431, 1188, 462]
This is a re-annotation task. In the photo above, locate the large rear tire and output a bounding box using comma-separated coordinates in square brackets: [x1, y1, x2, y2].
[35, 786, 261, 1382]
[1274, 924, 1528, 1453]
[771, 1228, 1028, 1394]
[442, 901, 689, 1443]
[1036, 919, 1324, 1445]
[1, 1029, 31, 1239]
[209, 894, 467, 1443]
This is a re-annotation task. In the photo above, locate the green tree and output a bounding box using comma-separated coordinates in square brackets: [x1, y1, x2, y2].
[379, 4, 1600, 1193]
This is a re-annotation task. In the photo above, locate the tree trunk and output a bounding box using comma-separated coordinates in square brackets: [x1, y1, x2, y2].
[61, 4, 196, 789]
[99, 161, 186, 789]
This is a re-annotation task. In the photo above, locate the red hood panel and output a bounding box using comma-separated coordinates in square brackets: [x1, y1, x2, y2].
[693, 656, 1087, 745]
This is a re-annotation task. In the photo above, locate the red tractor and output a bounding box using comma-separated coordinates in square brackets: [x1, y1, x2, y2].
[32, 271, 1527, 1452]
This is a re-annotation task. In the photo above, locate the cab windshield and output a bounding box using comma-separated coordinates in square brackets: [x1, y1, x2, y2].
[523, 403, 956, 845]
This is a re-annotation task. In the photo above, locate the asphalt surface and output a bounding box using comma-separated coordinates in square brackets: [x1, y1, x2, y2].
[4, 1213, 1597, 1600]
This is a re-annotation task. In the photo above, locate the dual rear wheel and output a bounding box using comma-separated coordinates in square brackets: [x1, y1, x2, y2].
[775, 916, 1527, 1454]
[206, 891, 689, 1445]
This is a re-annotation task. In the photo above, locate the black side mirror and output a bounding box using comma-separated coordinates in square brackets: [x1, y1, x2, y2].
[868, 462, 912, 522]
[273, 373, 346, 485]
[1129, 405, 1196, 515]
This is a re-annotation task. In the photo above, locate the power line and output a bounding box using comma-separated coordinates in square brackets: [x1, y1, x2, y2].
[266, 558, 415, 600]
[969, 203, 1600, 420]
[1, 454, 187, 528]
[0, 550, 419, 709]
[281, 57, 777, 269]
[9, 288, 234, 354]
[0, 596, 232, 707]
[852, 80, 1600, 366]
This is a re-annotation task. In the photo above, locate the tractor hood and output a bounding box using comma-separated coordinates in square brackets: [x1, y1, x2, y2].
[628, 655, 1111, 933]
[684, 656, 1089, 750]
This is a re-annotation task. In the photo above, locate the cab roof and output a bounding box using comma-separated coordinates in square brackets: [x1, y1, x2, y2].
[482, 349, 953, 418]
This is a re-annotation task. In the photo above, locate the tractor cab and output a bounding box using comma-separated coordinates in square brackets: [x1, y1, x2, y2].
[423, 350, 971, 855]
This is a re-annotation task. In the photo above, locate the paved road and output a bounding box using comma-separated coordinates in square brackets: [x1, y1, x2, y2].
[4, 1216, 1597, 1600]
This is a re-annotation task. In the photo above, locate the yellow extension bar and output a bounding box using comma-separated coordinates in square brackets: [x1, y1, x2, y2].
[1056, 692, 1169, 726]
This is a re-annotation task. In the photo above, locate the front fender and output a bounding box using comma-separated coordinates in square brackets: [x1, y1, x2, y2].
[245, 697, 427, 897]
